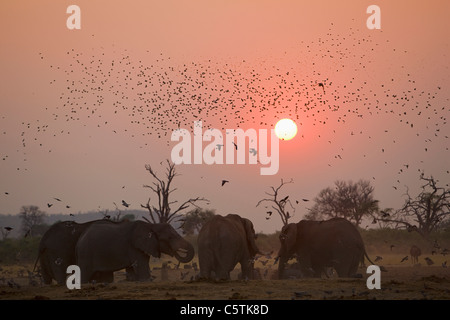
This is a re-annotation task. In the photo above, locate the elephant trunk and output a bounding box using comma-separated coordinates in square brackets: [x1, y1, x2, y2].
[173, 241, 195, 263]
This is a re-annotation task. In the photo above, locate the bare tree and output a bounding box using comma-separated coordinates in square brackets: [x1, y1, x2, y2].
[306, 179, 379, 226]
[18, 205, 46, 237]
[141, 160, 208, 224]
[374, 174, 450, 238]
[256, 179, 295, 226]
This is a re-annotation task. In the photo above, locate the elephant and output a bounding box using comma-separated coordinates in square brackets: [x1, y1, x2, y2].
[36, 219, 121, 285]
[197, 213, 262, 280]
[76, 220, 195, 283]
[277, 217, 375, 279]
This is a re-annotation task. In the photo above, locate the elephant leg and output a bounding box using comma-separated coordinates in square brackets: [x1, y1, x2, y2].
[133, 257, 151, 281]
[198, 251, 215, 280]
[79, 264, 94, 284]
[240, 260, 252, 280]
[40, 255, 53, 285]
[125, 267, 136, 281]
[93, 272, 114, 283]
[214, 264, 230, 280]
[214, 260, 232, 280]
[52, 262, 67, 285]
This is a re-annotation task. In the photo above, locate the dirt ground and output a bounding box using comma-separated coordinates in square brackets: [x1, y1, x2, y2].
[1, 253, 449, 300]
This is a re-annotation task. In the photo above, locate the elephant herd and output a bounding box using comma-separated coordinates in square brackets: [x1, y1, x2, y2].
[37, 214, 374, 285]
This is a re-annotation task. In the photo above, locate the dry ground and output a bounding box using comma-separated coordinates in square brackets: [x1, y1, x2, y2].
[1, 253, 449, 300]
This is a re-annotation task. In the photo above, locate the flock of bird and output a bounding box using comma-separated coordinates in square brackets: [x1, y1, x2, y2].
[0, 21, 448, 218]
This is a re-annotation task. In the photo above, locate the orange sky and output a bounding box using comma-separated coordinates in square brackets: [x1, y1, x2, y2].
[0, 1, 449, 233]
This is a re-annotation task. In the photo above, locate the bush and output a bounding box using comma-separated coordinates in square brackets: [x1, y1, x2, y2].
[0, 237, 41, 265]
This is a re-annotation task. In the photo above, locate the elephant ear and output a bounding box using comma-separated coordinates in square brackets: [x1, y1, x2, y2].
[132, 223, 161, 258]
[242, 218, 260, 256]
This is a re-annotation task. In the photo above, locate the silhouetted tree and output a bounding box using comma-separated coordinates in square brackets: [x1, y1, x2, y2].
[305, 179, 379, 226]
[257, 179, 295, 226]
[18, 205, 47, 237]
[141, 160, 208, 224]
[374, 174, 450, 239]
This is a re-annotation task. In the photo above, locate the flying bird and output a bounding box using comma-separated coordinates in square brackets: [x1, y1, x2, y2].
[318, 82, 325, 93]
[122, 200, 130, 208]
[53, 197, 62, 202]
[401, 256, 409, 263]
[221, 180, 229, 186]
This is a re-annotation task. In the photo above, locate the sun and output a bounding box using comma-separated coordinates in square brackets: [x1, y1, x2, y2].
[274, 118, 298, 140]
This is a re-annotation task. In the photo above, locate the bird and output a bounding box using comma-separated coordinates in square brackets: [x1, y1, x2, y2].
[53, 197, 62, 202]
[4, 227, 13, 231]
[424, 257, 434, 265]
[380, 210, 390, 218]
[121, 200, 130, 207]
[232, 142, 238, 150]
[318, 82, 325, 93]
[249, 148, 257, 156]
[66, 205, 71, 209]
[401, 256, 408, 263]
[47, 203, 53, 208]
[221, 180, 229, 186]
[180, 271, 189, 280]
[4, 192, 9, 195]
[302, 199, 309, 202]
